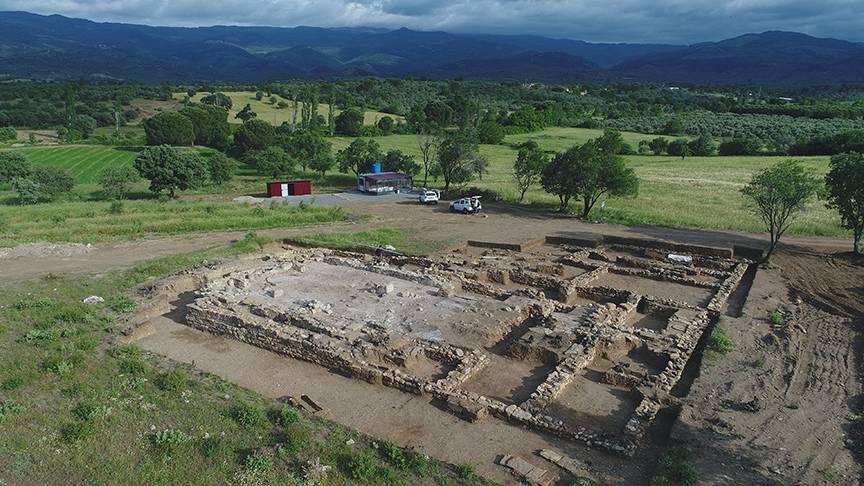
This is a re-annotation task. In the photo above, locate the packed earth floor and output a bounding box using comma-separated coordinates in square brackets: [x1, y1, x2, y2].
[126, 233, 761, 484]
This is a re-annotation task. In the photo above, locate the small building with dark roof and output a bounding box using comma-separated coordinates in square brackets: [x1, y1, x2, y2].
[356, 172, 413, 194]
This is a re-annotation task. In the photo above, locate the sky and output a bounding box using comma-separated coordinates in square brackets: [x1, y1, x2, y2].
[0, 0, 862, 44]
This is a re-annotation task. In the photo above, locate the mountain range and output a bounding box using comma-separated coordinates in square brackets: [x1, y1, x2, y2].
[1, 11, 863, 85]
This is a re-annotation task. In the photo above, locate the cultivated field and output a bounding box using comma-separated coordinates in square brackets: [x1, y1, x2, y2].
[176, 91, 403, 126]
[11, 146, 140, 183]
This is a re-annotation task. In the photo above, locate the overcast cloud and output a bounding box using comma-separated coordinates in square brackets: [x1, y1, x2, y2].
[1, 0, 862, 44]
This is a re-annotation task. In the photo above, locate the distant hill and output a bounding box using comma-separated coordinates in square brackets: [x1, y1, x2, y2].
[1, 11, 863, 85]
[613, 31, 864, 84]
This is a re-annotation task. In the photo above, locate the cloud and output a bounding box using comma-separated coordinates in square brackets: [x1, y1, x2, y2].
[1, 0, 862, 43]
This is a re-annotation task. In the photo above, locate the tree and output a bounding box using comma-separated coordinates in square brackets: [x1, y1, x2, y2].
[201, 92, 233, 109]
[513, 141, 548, 202]
[13, 166, 75, 204]
[416, 131, 440, 188]
[597, 129, 632, 155]
[648, 137, 669, 155]
[233, 119, 275, 154]
[250, 147, 295, 179]
[0, 152, 32, 183]
[663, 118, 684, 135]
[424, 100, 453, 129]
[383, 149, 420, 175]
[255, 91, 264, 101]
[133, 145, 208, 198]
[284, 131, 331, 174]
[667, 139, 691, 158]
[308, 153, 335, 177]
[541, 150, 580, 211]
[180, 104, 230, 149]
[73, 115, 97, 139]
[541, 141, 639, 217]
[436, 129, 481, 193]
[741, 160, 821, 260]
[477, 119, 505, 145]
[719, 138, 763, 156]
[377, 116, 395, 135]
[0, 126, 16, 142]
[824, 152, 864, 254]
[269, 96, 278, 105]
[97, 165, 139, 200]
[235, 104, 257, 123]
[143, 112, 194, 146]
[688, 135, 716, 156]
[337, 139, 382, 176]
[335, 108, 364, 136]
[206, 152, 235, 186]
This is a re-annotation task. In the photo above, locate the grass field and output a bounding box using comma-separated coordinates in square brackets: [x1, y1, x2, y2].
[176, 91, 403, 126]
[0, 198, 347, 246]
[0, 240, 480, 485]
[7, 146, 141, 183]
[332, 129, 843, 237]
[503, 126, 670, 151]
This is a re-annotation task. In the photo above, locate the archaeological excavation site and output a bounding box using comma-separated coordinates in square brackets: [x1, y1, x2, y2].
[130, 234, 759, 484]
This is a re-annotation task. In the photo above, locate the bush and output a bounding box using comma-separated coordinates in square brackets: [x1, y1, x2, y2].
[0, 126, 16, 142]
[143, 111, 195, 146]
[231, 401, 268, 430]
[456, 462, 476, 481]
[277, 404, 301, 427]
[0, 151, 32, 183]
[651, 446, 697, 486]
[118, 355, 148, 375]
[98, 165, 139, 200]
[335, 108, 364, 136]
[0, 399, 25, 425]
[769, 310, 786, 328]
[13, 166, 75, 204]
[344, 452, 377, 481]
[73, 402, 110, 421]
[381, 441, 408, 470]
[153, 429, 191, 455]
[157, 369, 188, 392]
[707, 326, 733, 354]
[1, 375, 25, 391]
[243, 452, 273, 474]
[200, 436, 230, 462]
[282, 424, 310, 454]
[206, 152, 234, 185]
[61, 420, 95, 444]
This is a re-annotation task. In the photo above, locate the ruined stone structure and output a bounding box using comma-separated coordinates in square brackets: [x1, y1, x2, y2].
[182, 236, 752, 457]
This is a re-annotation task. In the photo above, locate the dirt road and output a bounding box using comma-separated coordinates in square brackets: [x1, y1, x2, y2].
[0, 201, 853, 283]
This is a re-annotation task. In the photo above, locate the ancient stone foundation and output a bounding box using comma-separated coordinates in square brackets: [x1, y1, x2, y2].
[180, 237, 753, 457]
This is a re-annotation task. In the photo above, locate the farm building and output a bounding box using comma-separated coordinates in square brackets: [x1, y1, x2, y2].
[267, 180, 312, 197]
[357, 172, 413, 194]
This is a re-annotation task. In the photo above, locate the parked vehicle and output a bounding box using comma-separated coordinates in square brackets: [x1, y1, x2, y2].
[419, 190, 440, 205]
[449, 196, 482, 214]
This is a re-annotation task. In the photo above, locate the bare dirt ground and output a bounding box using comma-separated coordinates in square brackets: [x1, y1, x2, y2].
[672, 253, 864, 485]
[0, 201, 852, 283]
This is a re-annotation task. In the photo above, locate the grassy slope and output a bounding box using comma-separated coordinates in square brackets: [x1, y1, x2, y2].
[0, 237, 481, 485]
[9, 146, 140, 183]
[176, 91, 403, 126]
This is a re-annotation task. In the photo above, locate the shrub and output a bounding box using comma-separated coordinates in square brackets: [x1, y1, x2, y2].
[153, 429, 191, 455]
[282, 424, 310, 455]
[0, 399, 25, 425]
[157, 369, 188, 392]
[1, 375, 26, 391]
[118, 356, 147, 375]
[231, 401, 268, 430]
[456, 462, 476, 481]
[243, 452, 273, 474]
[200, 436, 230, 462]
[98, 165, 140, 200]
[61, 420, 95, 444]
[344, 452, 377, 481]
[73, 402, 110, 421]
[143, 111, 195, 146]
[277, 404, 301, 427]
[769, 311, 786, 328]
[407, 450, 430, 477]
[206, 152, 234, 185]
[381, 441, 411, 470]
[0, 151, 32, 183]
[707, 326, 733, 354]
[651, 446, 697, 486]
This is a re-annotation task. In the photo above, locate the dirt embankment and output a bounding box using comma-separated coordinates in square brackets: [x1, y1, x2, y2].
[674, 250, 864, 485]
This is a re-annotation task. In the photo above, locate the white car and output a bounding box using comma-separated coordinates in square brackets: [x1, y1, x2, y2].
[449, 196, 482, 214]
[419, 190, 440, 205]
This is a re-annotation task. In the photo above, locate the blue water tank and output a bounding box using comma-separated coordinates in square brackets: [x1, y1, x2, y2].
[372, 163, 382, 174]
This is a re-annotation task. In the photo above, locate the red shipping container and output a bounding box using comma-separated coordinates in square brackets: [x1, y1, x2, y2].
[266, 180, 312, 197]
